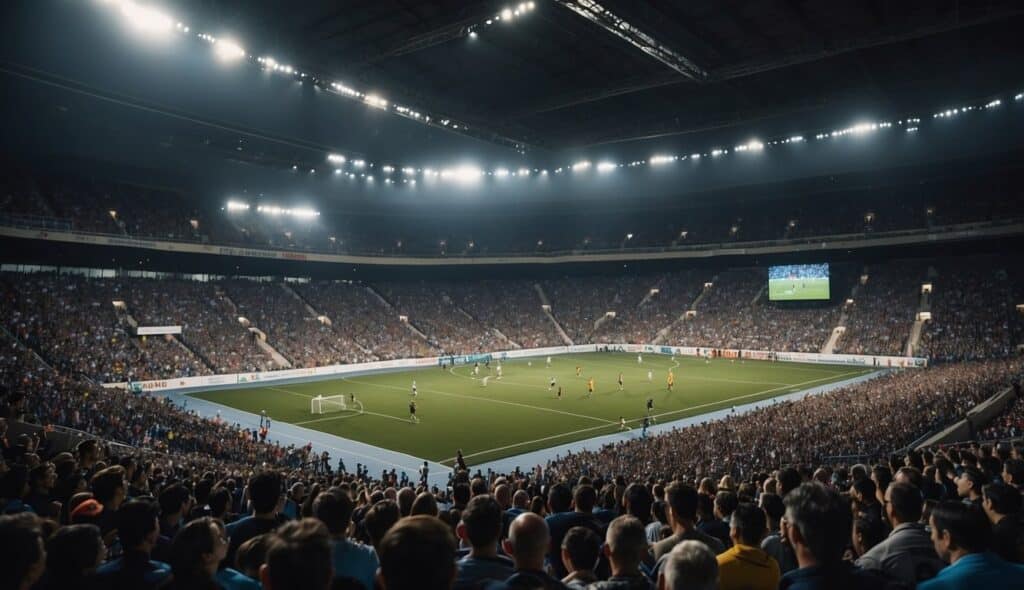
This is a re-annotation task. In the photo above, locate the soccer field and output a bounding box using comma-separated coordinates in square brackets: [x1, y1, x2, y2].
[187, 352, 872, 466]
[768, 277, 831, 301]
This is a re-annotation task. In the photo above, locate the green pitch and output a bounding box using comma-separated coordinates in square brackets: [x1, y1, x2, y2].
[188, 352, 871, 467]
[769, 277, 831, 301]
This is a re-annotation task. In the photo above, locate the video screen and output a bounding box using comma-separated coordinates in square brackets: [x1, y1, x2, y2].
[768, 263, 830, 301]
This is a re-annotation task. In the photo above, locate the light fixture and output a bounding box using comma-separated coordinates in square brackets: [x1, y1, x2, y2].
[213, 39, 245, 61]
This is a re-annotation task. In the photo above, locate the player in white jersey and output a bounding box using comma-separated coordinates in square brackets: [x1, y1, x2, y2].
[496, 364, 503, 378]
[647, 369, 653, 382]
[619, 416, 628, 431]
[546, 356, 552, 367]
[481, 375, 490, 387]
[618, 373, 624, 391]
[411, 381, 417, 397]
[549, 376, 556, 391]
[474, 363, 480, 375]
[637, 354, 642, 364]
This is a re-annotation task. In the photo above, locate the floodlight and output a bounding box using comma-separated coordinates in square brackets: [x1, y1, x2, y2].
[214, 39, 245, 61]
[327, 153, 346, 163]
[494, 168, 510, 177]
[120, 2, 174, 35]
[596, 162, 616, 172]
[572, 160, 591, 171]
[502, 8, 513, 20]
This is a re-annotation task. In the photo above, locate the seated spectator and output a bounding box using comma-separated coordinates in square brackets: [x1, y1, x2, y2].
[652, 482, 725, 562]
[855, 482, 944, 585]
[501, 512, 567, 589]
[411, 491, 439, 517]
[455, 494, 514, 590]
[780, 483, 900, 590]
[982, 482, 1024, 563]
[40, 523, 106, 590]
[589, 515, 652, 589]
[234, 533, 271, 582]
[920, 501, 1024, 590]
[657, 541, 718, 590]
[560, 526, 601, 588]
[166, 517, 228, 590]
[313, 488, 378, 590]
[362, 499, 400, 554]
[378, 515, 457, 590]
[701, 491, 737, 550]
[226, 471, 285, 566]
[545, 483, 602, 578]
[759, 493, 797, 575]
[0, 513, 47, 590]
[259, 518, 333, 590]
[94, 499, 172, 590]
[716, 503, 779, 590]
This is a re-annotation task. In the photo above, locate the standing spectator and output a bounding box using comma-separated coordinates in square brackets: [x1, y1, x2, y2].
[362, 499, 400, 554]
[455, 495, 514, 589]
[94, 499, 172, 590]
[226, 471, 285, 566]
[716, 503, 779, 590]
[259, 519, 333, 590]
[920, 501, 1024, 590]
[652, 482, 725, 561]
[545, 484, 602, 578]
[982, 482, 1024, 563]
[378, 516, 457, 590]
[855, 483, 944, 585]
[0, 513, 47, 590]
[759, 493, 797, 574]
[956, 468, 985, 508]
[502, 512, 567, 589]
[90, 465, 126, 538]
[40, 523, 106, 590]
[657, 541, 718, 590]
[166, 517, 228, 590]
[589, 515, 653, 589]
[312, 489, 378, 590]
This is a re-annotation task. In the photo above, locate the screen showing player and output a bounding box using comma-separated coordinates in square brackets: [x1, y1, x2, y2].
[768, 263, 830, 301]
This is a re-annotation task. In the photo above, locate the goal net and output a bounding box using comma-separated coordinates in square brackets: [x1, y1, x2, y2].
[311, 395, 351, 415]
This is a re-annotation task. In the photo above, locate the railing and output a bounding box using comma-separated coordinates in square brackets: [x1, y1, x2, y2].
[0, 213, 72, 231]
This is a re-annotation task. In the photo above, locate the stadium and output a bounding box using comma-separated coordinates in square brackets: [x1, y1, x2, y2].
[1, 1, 1023, 589]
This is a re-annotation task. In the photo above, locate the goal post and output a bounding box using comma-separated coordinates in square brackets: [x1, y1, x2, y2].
[310, 395, 364, 415]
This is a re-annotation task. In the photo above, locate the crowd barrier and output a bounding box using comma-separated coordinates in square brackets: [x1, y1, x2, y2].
[104, 343, 926, 393]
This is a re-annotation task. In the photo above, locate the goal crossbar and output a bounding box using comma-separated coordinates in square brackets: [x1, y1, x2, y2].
[310, 395, 363, 415]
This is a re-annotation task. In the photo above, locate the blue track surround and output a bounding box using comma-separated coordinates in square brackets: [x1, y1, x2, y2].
[157, 368, 885, 486]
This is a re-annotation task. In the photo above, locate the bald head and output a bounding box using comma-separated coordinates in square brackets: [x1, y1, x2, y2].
[504, 512, 549, 570]
[494, 484, 511, 508]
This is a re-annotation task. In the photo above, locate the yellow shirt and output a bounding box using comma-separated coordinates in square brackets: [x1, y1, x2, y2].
[716, 543, 780, 590]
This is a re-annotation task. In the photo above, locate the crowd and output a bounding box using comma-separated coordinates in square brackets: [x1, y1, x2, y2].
[920, 259, 1016, 362]
[446, 281, 564, 349]
[836, 264, 924, 356]
[591, 272, 706, 345]
[544, 277, 654, 344]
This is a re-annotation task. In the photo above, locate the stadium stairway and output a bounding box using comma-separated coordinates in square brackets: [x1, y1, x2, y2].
[534, 283, 573, 345]
[822, 282, 859, 354]
[456, 306, 521, 349]
[218, 291, 293, 368]
[652, 275, 715, 345]
[122, 303, 216, 373]
[364, 284, 434, 343]
[281, 283, 375, 356]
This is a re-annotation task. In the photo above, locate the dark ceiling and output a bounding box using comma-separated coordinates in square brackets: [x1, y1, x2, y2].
[167, 0, 1024, 150]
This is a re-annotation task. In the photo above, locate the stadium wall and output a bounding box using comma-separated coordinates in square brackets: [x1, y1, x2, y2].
[103, 343, 926, 394]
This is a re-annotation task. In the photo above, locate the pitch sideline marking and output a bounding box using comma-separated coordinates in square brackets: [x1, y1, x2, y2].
[443, 369, 866, 463]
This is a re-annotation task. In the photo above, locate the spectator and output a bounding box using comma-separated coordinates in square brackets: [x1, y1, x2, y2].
[455, 494, 514, 589]
[166, 517, 228, 590]
[759, 493, 797, 574]
[226, 471, 285, 566]
[378, 515, 457, 590]
[502, 512, 566, 589]
[982, 482, 1024, 563]
[313, 489, 378, 590]
[656, 541, 718, 590]
[920, 501, 1024, 590]
[716, 503, 779, 590]
[545, 483, 602, 578]
[560, 526, 601, 588]
[362, 499, 400, 554]
[40, 523, 105, 590]
[0, 513, 47, 590]
[589, 515, 652, 589]
[652, 482, 725, 561]
[855, 482, 944, 585]
[956, 468, 985, 508]
[94, 499, 172, 590]
[259, 518, 333, 590]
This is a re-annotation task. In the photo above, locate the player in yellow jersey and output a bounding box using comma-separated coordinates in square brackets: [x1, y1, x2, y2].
[576, 365, 583, 378]
[618, 372, 624, 391]
[667, 370, 675, 392]
[587, 377, 595, 398]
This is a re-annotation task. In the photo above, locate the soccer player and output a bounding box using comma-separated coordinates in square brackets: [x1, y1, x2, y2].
[587, 377, 595, 398]
[618, 372, 624, 391]
[556, 386, 562, 400]
[546, 356, 552, 367]
[411, 380, 417, 397]
[474, 362, 480, 376]
[482, 376, 490, 387]
[619, 416, 628, 431]
[409, 400, 419, 423]
[549, 376, 556, 391]
[350, 393, 355, 405]
[496, 364, 502, 378]
[647, 369, 653, 382]
[637, 354, 642, 364]
[576, 365, 582, 378]
[667, 370, 675, 392]
[646, 397, 657, 423]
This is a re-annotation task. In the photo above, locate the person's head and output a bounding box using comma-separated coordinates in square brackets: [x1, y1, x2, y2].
[0, 514, 46, 590]
[363, 499, 400, 551]
[503, 512, 549, 570]
[45, 523, 105, 580]
[573, 484, 597, 513]
[236, 534, 271, 579]
[208, 487, 231, 518]
[260, 518, 333, 590]
[657, 540, 718, 590]
[28, 463, 56, 493]
[76, 440, 99, 467]
[852, 513, 886, 557]
[452, 483, 470, 508]
[885, 482, 923, 526]
[169, 517, 228, 581]
[1003, 458, 1024, 487]
[714, 491, 738, 520]
[783, 483, 850, 567]
[90, 466, 126, 510]
[759, 493, 784, 529]
[729, 503, 767, 547]
[396, 487, 415, 517]
[956, 467, 985, 501]
[982, 481, 1022, 522]
[512, 489, 530, 509]
[312, 489, 354, 538]
[548, 483, 572, 513]
[561, 526, 601, 575]
[850, 477, 876, 505]
[777, 468, 801, 497]
[494, 484, 511, 508]
[603, 515, 647, 574]
[929, 501, 991, 563]
[457, 494, 502, 551]
[895, 466, 924, 489]
[158, 483, 192, 522]
[410, 492, 439, 517]
[623, 483, 653, 521]
[377, 516, 456, 590]
[248, 471, 284, 515]
[117, 499, 161, 552]
[664, 481, 699, 527]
